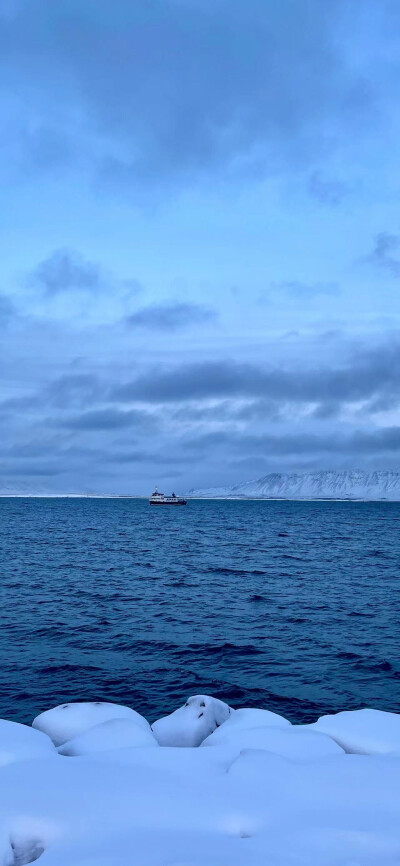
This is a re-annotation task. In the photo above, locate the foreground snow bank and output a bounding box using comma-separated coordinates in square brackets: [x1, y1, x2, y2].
[0, 697, 399, 866]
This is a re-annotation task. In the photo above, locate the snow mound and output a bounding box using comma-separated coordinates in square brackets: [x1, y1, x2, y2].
[218, 707, 291, 731]
[310, 708, 400, 754]
[58, 718, 159, 756]
[152, 695, 233, 747]
[0, 696, 398, 864]
[0, 719, 55, 767]
[202, 723, 343, 760]
[32, 702, 149, 747]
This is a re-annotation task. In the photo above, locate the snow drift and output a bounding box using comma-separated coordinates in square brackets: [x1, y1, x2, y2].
[0, 696, 399, 865]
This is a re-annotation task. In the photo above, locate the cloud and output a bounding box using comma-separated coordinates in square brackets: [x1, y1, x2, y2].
[367, 233, 400, 277]
[0, 294, 16, 324]
[25, 249, 143, 310]
[3, 329, 400, 493]
[180, 426, 400, 458]
[109, 341, 400, 406]
[28, 249, 106, 294]
[54, 407, 154, 431]
[107, 450, 192, 465]
[0, 0, 377, 188]
[0, 462, 61, 477]
[126, 302, 216, 331]
[308, 171, 349, 206]
[45, 374, 103, 408]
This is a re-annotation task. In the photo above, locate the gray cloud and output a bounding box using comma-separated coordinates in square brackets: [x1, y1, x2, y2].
[28, 249, 105, 294]
[26, 249, 143, 303]
[107, 450, 192, 466]
[126, 302, 216, 331]
[3, 335, 400, 493]
[109, 342, 400, 406]
[180, 426, 400, 458]
[367, 233, 400, 277]
[308, 171, 349, 206]
[0, 294, 16, 324]
[0, 0, 377, 187]
[55, 407, 154, 431]
[46, 373, 103, 409]
[0, 462, 61, 477]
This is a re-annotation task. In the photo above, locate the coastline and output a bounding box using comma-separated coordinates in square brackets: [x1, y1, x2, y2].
[1, 494, 400, 502]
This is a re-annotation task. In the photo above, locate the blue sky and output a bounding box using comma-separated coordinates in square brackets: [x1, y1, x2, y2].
[1, 0, 400, 494]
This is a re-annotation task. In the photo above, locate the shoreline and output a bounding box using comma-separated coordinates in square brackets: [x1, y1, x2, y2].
[1, 494, 400, 502]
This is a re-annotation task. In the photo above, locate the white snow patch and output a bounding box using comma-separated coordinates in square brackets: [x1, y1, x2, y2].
[152, 695, 233, 747]
[309, 708, 400, 754]
[0, 720, 56, 767]
[216, 707, 291, 732]
[58, 718, 158, 756]
[32, 702, 149, 747]
[202, 723, 343, 760]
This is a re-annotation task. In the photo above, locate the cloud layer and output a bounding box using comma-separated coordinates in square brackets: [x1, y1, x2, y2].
[0, 1, 399, 491]
[0, 0, 383, 189]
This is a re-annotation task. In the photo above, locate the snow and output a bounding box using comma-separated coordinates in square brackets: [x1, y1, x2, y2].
[189, 469, 400, 500]
[202, 723, 343, 760]
[58, 718, 158, 756]
[0, 696, 399, 865]
[0, 720, 55, 767]
[32, 701, 149, 747]
[152, 694, 233, 747]
[309, 708, 400, 754]
[215, 706, 291, 731]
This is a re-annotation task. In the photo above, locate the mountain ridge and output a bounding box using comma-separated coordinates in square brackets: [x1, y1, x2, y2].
[188, 470, 400, 501]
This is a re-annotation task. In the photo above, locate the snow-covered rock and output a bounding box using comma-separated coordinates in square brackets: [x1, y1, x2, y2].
[202, 723, 343, 760]
[189, 470, 400, 501]
[217, 707, 291, 732]
[0, 719, 56, 766]
[310, 708, 400, 754]
[152, 695, 233, 747]
[0, 696, 398, 865]
[33, 701, 149, 747]
[58, 718, 159, 756]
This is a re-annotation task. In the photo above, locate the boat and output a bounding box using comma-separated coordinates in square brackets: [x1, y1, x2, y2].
[149, 487, 187, 506]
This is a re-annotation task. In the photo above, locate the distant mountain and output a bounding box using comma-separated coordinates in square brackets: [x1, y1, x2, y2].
[188, 470, 400, 501]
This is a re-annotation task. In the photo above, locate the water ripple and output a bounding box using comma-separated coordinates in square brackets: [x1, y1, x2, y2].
[0, 497, 399, 724]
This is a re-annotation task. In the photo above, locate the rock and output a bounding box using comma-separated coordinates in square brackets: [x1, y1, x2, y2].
[152, 695, 233, 747]
[32, 702, 149, 747]
[215, 707, 291, 734]
[309, 708, 400, 754]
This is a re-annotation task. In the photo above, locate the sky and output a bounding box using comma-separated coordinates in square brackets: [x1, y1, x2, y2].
[1, 0, 400, 494]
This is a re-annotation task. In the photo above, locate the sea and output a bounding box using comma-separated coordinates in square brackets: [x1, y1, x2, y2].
[0, 497, 399, 726]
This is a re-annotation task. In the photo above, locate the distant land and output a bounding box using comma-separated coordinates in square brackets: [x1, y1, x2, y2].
[188, 470, 400, 501]
[2, 470, 400, 500]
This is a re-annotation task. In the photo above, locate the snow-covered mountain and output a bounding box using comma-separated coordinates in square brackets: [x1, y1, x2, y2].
[188, 470, 400, 501]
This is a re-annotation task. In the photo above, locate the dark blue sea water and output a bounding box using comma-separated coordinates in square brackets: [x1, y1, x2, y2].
[0, 497, 399, 726]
